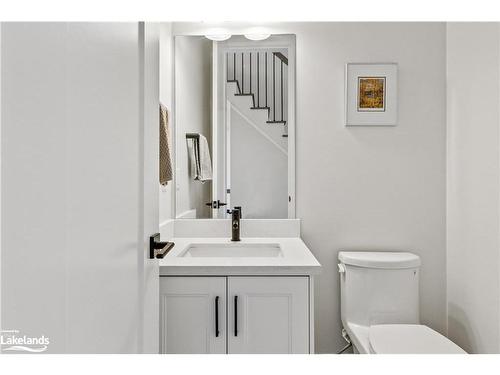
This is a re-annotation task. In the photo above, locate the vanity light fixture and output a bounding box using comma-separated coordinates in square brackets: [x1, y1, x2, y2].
[244, 33, 271, 41]
[205, 29, 232, 41]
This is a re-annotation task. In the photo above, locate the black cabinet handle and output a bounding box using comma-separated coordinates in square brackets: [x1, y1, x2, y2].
[234, 295, 238, 337]
[215, 296, 220, 337]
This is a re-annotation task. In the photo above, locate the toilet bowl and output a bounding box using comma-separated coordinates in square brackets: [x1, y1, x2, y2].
[338, 251, 465, 354]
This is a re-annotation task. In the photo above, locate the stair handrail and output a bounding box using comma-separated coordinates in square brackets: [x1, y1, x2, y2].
[272, 51, 288, 65]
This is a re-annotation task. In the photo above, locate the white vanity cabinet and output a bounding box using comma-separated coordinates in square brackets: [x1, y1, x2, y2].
[227, 276, 309, 354]
[160, 276, 311, 354]
[159, 277, 226, 354]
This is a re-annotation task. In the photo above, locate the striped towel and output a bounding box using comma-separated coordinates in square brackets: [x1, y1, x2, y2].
[159, 103, 173, 185]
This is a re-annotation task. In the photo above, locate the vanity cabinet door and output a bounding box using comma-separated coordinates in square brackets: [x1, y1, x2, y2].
[160, 277, 226, 354]
[227, 276, 309, 354]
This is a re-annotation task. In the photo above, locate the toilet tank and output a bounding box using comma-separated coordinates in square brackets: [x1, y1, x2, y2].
[338, 252, 421, 328]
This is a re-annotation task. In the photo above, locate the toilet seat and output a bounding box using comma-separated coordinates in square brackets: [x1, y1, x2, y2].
[368, 324, 466, 354]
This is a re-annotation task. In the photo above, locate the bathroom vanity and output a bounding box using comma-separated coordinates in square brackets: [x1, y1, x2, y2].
[158, 221, 321, 354]
[163, 35, 311, 354]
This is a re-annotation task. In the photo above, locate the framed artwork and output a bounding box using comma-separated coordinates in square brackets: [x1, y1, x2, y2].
[345, 63, 398, 126]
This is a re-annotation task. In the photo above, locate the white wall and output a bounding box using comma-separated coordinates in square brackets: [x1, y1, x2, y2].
[159, 23, 174, 227]
[174, 36, 213, 219]
[230, 106, 288, 218]
[446, 23, 500, 354]
[172, 22, 447, 353]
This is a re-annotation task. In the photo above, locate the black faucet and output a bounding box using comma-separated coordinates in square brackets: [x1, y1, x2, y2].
[231, 207, 241, 242]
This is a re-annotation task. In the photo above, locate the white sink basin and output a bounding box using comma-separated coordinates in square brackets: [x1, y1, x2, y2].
[180, 243, 283, 258]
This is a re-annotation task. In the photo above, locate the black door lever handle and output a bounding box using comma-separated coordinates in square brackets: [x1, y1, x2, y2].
[205, 200, 227, 209]
[149, 233, 175, 259]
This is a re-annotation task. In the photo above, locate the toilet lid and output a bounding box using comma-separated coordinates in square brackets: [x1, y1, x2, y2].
[369, 324, 466, 354]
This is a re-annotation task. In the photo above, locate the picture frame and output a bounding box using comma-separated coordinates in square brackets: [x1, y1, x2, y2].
[345, 63, 398, 126]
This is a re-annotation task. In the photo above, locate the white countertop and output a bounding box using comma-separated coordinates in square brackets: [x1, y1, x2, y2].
[159, 237, 321, 276]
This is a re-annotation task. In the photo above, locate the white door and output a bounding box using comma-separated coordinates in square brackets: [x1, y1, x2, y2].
[1, 22, 160, 353]
[227, 277, 309, 354]
[160, 277, 226, 354]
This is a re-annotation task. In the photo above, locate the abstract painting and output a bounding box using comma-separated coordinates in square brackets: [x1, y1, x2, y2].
[357, 77, 386, 111]
[345, 63, 397, 126]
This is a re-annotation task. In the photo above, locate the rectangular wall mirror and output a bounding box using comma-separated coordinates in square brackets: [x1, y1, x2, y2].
[173, 34, 296, 219]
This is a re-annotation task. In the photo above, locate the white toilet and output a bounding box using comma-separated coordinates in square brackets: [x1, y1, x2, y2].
[338, 251, 466, 354]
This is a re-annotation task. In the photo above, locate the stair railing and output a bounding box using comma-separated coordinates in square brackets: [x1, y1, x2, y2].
[226, 50, 288, 128]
